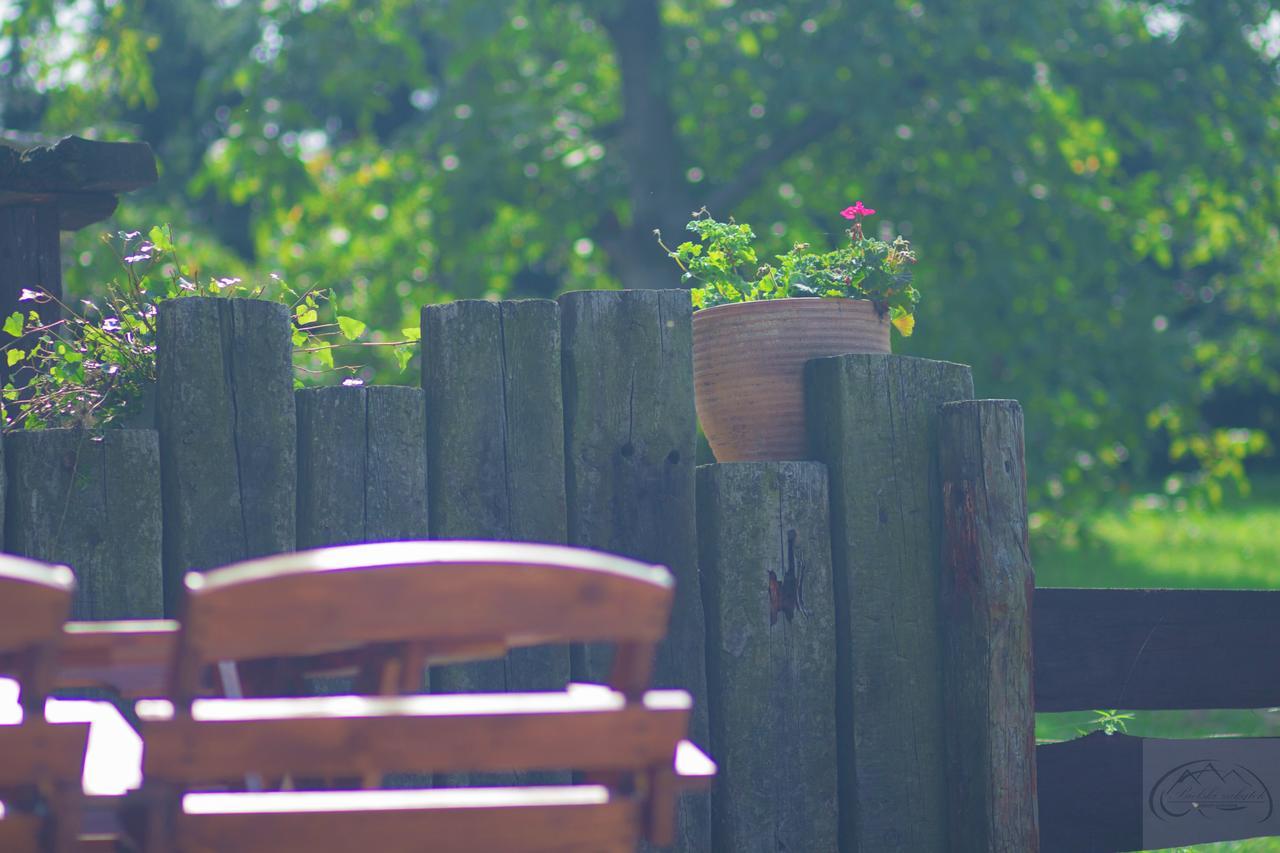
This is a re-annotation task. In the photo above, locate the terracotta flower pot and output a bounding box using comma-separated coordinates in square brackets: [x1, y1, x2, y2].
[693, 297, 890, 461]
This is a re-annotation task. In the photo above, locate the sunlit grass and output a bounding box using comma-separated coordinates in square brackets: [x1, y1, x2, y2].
[1032, 474, 1280, 852]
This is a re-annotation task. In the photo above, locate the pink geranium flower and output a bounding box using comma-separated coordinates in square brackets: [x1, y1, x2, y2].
[840, 202, 876, 219]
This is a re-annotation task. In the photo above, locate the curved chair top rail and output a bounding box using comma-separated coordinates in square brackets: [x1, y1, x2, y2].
[0, 553, 75, 653]
[175, 540, 674, 669]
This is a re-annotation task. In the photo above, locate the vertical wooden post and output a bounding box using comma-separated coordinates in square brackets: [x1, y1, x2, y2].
[296, 385, 428, 548]
[939, 400, 1038, 852]
[5, 429, 163, 619]
[421, 299, 568, 784]
[0, 205, 61, 389]
[156, 298, 296, 614]
[697, 461, 838, 853]
[559, 289, 708, 853]
[805, 353, 973, 852]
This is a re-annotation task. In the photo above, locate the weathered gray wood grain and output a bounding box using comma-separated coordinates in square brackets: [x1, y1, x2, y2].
[939, 400, 1038, 852]
[559, 289, 708, 853]
[805, 353, 974, 852]
[0, 205, 60, 390]
[156, 298, 295, 614]
[296, 385, 427, 549]
[697, 461, 837, 853]
[422, 299, 568, 785]
[5, 429, 162, 619]
[0, 135, 158, 194]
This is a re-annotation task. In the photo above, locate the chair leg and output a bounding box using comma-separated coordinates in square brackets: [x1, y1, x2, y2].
[49, 783, 84, 853]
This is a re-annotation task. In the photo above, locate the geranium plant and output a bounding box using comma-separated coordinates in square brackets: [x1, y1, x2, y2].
[0, 226, 416, 432]
[657, 203, 920, 335]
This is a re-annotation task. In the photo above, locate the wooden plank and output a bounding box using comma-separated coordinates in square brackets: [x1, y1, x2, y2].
[422, 299, 566, 546]
[421, 299, 568, 784]
[0, 721, 90, 785]
[938, 400, 1038, 851]
[175, 792, 638, 853]
[297, 385, 428, 549]
[0, 554, 74, 654]
[364, 386, 430, 544]
[1034, 588, 1280, 711]
[0, 136, 158, 194]
[1037, 732, 1142, 853]
[804, 353, 974, 852]
[696, 461, 838, 853]
[4, 429, 163, 620]
[156, 298, 296, 615]
[139, 691, 690, 780]
[559, 289, 708, 853]
[0, 191, 118, 230]
[54, 621, 178, 697]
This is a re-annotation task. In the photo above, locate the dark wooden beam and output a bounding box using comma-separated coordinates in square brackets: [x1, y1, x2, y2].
[1037, 732, 1142, 853]
[0, 135, 157, 195]
[1034, 588, 1280, 711]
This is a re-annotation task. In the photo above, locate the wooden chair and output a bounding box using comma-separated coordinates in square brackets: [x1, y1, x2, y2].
[0, 554, 90, 853]
[130, 540, 714, 852]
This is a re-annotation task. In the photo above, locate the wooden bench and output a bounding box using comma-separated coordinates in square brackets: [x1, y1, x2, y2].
[0, 555, 91, 853]
[125, 540, 713, 852]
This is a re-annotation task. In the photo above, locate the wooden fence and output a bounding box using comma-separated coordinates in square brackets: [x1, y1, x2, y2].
[3, 135, 1277, 852]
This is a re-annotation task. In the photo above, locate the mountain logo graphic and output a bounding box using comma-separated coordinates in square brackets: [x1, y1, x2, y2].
[1149, 760, 1273, 823]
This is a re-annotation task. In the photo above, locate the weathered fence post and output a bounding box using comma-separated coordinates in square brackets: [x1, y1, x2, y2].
[938, 399, 1038, 852]
[805, 353, 974, 852]
[156, 298, 296, 614]
[5, 429, 162, 619]
[296, 385, 428, 548]
[559, 289, 708, 853]
[421, 298, 569, 784]
[697, 461, 838, 853]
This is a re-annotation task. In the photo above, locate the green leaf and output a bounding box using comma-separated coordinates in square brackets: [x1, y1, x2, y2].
[295, 306, 318, 325]
[7, 348, 25, 366]
[148, 225, 175, 253]
[400, 326, 421, 342]
[394, 345, 413, 371]
[337, 315, 367, 341]
[316, 346, 334, 369]
[3, 312, 24, 338]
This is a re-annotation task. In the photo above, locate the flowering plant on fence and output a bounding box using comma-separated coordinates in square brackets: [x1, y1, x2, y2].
[0, 226, 414, 431]
[656, 203, 920, 335]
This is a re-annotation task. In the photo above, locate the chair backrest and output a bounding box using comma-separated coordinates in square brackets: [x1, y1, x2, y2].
[135, 542, 708, 852]
[0, 555, 86, 853]
[168, 541, 674, 705]
[0, 554, 76, 713]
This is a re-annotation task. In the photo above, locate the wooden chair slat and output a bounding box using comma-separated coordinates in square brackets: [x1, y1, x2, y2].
[175, 793, 639, 853]
[139, 691, 690, 780]
[177, 542, 673, 671]
[0, 813, 41, 853]
[55, 622, 177, 698]
[0, 555, 75, 653]
[0, 722, 90, 785]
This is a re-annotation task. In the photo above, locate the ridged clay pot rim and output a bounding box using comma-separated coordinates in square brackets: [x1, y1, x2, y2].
[693, 296, 883, 319]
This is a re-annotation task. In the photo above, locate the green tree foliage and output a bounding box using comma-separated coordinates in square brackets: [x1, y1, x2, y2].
[5, 0, 1280, 525]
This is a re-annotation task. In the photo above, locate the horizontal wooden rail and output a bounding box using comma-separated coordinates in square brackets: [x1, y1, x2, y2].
[1033, 588, 1280, 711]
[1039, 732, 1280, 852]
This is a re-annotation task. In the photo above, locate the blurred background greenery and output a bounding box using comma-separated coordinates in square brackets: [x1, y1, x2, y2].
[6, 0, 1280, 533]
[7, 2, 1280, 849]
